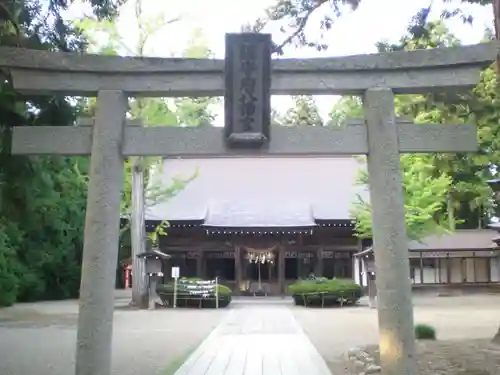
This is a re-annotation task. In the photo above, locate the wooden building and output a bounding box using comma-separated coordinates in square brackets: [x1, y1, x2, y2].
[354, 230, 500, 291]
[145, 156, 500, 295]
[145, 156, 368, 295]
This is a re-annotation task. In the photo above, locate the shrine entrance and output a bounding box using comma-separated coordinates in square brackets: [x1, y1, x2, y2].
[246, 248, 276, 281]
[242, 247, 277, 295]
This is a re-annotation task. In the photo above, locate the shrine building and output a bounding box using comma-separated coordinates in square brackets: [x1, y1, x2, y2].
[144, 156, 500, 295]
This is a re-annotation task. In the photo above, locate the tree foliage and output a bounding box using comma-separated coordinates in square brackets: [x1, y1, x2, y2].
[249, 0, 361, 54]
[343, 21, 500, 239]
[0, 0, 119, 306]
[386, 22, 500, 229]
[254, 0, 494, 54]
[173, 29, 219, 127]
[352, 155, 453, 240]
[76, 18, 218, 127]
[328, 96, 362, 125]
[77, 2, 209, 254]
[282, 95, 324, 126]
[0, 0, 216, 306]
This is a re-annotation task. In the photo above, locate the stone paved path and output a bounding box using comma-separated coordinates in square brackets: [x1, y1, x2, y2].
[174, 305, 331, 375]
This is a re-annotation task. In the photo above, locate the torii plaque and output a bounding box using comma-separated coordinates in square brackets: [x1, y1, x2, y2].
[224, 33, 271, 147]
[1, 36, 497, 375]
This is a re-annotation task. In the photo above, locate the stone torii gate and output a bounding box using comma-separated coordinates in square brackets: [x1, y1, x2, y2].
[1, 35, 497, 375]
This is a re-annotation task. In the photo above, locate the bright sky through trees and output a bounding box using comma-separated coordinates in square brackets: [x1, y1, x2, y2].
[64, 0, 494, 124]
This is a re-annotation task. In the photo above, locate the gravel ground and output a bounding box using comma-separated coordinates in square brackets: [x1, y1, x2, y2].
[360, 339, 500, 375]
[0, 299, 227, 375]
[292, 295, 500, 374]
[3, 294, 499, 375]
[327, 340, 500, 375]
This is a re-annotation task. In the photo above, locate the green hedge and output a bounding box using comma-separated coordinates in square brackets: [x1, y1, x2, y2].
[414, 323, 436, 340]
[156, 278, 232, 308]
[288, 278, 363, 307]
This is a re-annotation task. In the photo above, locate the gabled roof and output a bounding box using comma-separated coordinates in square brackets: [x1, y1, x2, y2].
[407, 229, 498, 250]
[355, 229, 499, 256]
[145, 156, 368, 227]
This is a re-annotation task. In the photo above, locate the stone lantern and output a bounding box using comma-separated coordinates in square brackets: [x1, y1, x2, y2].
[137, 249, 170, 309]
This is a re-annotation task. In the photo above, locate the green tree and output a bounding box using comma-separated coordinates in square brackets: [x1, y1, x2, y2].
[327, 96, 362, 126]
[76, 0, 180, 128]
[282, 95, 324, 126]
[76, 2, 204, 226]
[381, 22, 499, 229]
[77, 0, 202, 307]
[251, 0, 494, 54]
[0, 0, 119, 306]
[376, 18, 461, 52]
[173, 29, 219, 126]
[335, 22, 499, 234]
[352, 155, 453, 240]
[248, 0, 361, 54]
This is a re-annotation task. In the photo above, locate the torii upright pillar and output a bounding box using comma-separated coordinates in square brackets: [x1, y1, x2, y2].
[364, 87, 416, 374]
[75, 90, 126, 375]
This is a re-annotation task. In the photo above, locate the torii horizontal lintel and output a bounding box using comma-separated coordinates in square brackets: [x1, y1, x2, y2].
[2, 42, 498, 96]
[12, 119, 477, 157]
[0, 42, 495, 73]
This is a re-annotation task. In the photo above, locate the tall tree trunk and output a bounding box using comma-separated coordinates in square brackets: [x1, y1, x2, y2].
[494, 0, 500, 345]
[130, 158, 148, 308]
[494, 0, 500, 76]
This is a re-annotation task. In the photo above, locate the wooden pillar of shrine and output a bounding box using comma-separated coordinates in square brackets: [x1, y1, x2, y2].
[315, 247, 323, 277]
[196, 251, 204, 279]
[357, 257, 363, 287]
[366, 257, 377, 309]
[234, 245, 242, 295]
[296, 252, 301, 278]
[446, 253, 452, 283]
[278, 243, 285, 296]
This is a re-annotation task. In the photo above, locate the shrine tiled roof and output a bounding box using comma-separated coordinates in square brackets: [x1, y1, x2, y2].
[355, 229, 499, 256]
[407, 230, 499, 250]
[203, 200, 316, 228]
[145, 156, 368, 228]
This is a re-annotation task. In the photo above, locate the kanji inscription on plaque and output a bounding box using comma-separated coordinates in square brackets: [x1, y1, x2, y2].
[224, 33, 271, 147]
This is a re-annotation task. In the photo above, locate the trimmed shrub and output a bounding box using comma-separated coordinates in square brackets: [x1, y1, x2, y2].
[156, 278, 232, 308]
[288, 278, 363, 307]
[414, 324, 436, 340]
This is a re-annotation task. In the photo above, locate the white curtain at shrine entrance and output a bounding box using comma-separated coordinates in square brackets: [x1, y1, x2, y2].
[243, 245, 278, 292]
